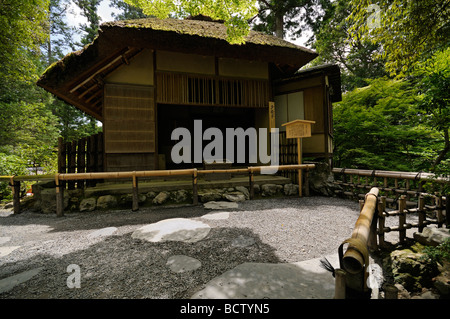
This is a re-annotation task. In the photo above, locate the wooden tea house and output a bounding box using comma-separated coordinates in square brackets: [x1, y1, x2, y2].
[37, 17, 341, 174]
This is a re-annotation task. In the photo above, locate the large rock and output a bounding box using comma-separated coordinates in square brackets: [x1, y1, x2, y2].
[153, 191, 169, 205]
[38, 188, 68, 214]
[283, 183, 298, 196]
[170, 190, 189, 203]
[79, 197, 96, 212]
[131, 218, 211, 243]
[307, 161, 340, 197]
[261, 184, 279, 197]
[235, 186, 249, 199]
[224, 192, 246, 202]
[96, 195, 118, 210]
[414, 227, 450, 247]
[198, 189, 223, 203]
[203, 201, 238, 210]
[387, 245, 439, 292]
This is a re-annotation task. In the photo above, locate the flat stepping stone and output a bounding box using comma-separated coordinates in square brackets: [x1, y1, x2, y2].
[0, 267, 44, 293]
[131, 218, 211, 243]
[166, 255, 202, 273]
[0, 246, 21, 258]
[0, 237, 11, 245]
[201, 212, 230, 220]
[203, 201, 238, 210]
[88, 227, 118, 239]
[191, 254, 339, 299]
[231, 235, 255, 248]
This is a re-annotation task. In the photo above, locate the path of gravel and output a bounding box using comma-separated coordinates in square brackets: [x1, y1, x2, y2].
[0, 196, 411, 299]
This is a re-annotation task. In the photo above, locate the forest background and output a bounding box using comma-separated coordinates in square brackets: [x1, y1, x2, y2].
[0, 0, 449, 199]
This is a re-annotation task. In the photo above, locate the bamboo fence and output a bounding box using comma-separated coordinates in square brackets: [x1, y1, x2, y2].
[332, 167, 448, 245]
[1, 164, 315, 217]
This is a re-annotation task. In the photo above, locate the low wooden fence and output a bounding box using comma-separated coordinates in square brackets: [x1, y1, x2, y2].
[1, 164, 315, 217]
[58, 132, 104, 189]
[332, 168, 449, 245]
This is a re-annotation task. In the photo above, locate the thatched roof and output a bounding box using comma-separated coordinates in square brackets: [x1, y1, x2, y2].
[37, 17, 318, 120]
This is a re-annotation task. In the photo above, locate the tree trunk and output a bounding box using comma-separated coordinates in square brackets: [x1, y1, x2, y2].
[432, 129, 450, 170]
[274, 13, 284, 38]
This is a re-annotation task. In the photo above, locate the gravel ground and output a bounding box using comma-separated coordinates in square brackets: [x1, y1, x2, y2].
[0, 196, 414, 299]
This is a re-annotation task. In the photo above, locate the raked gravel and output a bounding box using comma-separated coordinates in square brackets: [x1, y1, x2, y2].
[0, 196, 414, 299]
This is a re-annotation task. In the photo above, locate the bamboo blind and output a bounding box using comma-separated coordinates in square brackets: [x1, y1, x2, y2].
[156, 72, 269, 108]
[104, 84, 155, 153]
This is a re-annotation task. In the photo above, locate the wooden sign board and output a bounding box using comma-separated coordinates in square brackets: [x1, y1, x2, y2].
[282, 119, 315, 139]
[269, 101, 275, 129]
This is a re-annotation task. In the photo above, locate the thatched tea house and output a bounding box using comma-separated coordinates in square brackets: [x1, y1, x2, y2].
[38, 17, 341, 173]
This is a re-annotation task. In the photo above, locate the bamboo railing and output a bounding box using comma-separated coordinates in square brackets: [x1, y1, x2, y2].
[1, 164, 315, 217]
[332, 167, 448, 245]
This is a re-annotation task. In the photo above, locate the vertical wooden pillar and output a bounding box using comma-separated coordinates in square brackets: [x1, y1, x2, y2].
[57, 137, 66, 174]
[55, 174, 64, 217]
[192, 169, 198, 205]
[378, 196, 386, 247]
[68, 141, 76, 190]
[436, 195, 444, 228]
[418, 195, 425, 232]
[398, 195, 407, 243]
[249, 169, 254, 200]
[297, 137, 302, 197]
[77, 138, 86, 189]
[132, 174, 139, 211]
[11, 178, 20, 214]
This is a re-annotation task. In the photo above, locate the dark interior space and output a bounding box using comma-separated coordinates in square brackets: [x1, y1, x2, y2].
[157, 104, 256, 169]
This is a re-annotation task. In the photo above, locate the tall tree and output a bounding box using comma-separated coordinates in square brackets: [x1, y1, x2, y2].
[306, 0, 387, 91]
[75, 0, 101, 46]
[124, 0, 259, 44]
[45, 0, 78, 65]
[110, 0, 148, 20]
[347, 0, 450, 77]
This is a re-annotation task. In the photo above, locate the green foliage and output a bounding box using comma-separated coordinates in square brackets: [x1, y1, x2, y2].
[333, 78, 441, 171]
[423, 238, 450, 264]
[75, 0, 102, 46]
[110, 0, 148, 20]
[347, 0, 450, 77]
[124, 0, 259, 44]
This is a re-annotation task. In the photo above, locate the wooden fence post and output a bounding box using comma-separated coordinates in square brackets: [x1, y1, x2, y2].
[68, 141, 77, 190]
[192, 169, 198, 205]
[77, 138, 86, 189]
[11, 178, 20, 214]
[418, 195, 425, 232]
[249, 169, 254, 200]
[55, 174, 64, 217]
[399, 195, 407, 243]
[377, 196, 386, 247]
[132, 173, 139, 211]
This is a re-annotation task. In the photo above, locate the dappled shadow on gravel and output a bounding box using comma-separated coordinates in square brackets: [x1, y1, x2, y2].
[0, 227, 282, 299]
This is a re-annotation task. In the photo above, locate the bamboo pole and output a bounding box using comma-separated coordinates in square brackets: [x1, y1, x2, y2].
[132, 173, 138, 211]
[297, 137, 302, 197]
[334, 269, 346, 299]
[378, 196, 386, 247]
[398, 196, 407, 243]
[342, 187, 379, 275]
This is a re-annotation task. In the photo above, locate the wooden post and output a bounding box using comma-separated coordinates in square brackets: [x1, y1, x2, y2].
[57, 137, 65, 174]
[304, 167, 310, 197]
[55, 174, 64, 217]
[192, 169, 198, 205]
[399, 195, 407, 243]
[378, 196, 386, 247]
[297, 137, 302, 197]
[132, 174, 139, 211]
[68, 141, 76, 190]
[418, 195, 425, 232]
[77, 138, 86, 189]
[446, 194, 449, 228]
[334, 269, 346, 299]
[249, 169, 254, 200]
[436, 195, 443, 228]
[384, 284, 398, 299]
[11, 178, 20, 214]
